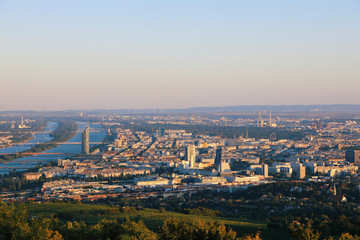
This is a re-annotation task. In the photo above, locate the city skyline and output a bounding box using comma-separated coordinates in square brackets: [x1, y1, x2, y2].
[1, 0, 359, 111]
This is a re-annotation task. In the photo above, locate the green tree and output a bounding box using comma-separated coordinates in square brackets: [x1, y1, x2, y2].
[289, 221, 321, 240]
[159, 217, 237, 240]
[237, 232, 262, 240]
[0, 200, 30, 239]
[328, 233, 360, 240]
[116, 218, 157, 240]
[58, 221, 90, 240]
[29, 218, 63, 240]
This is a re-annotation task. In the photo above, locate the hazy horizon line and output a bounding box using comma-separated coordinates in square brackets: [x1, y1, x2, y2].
[2, 104, 360, 113]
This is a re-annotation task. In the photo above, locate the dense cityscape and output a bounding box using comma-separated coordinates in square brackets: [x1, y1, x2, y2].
[0, 109, 360, 239]
[1, 1, 359, 239]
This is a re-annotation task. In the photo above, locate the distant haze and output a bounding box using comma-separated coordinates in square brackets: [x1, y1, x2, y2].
[0, 1, 359, 111]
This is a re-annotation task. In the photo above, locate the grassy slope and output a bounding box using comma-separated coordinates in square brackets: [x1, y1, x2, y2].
[25, 202, 290, 240]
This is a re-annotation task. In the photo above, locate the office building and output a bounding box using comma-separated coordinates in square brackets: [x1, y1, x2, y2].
[82, 127, 90, 154]
[297, 165, 306, 179]
[345, 150, 360, 163]
[262, 164, 268, 177]
[158, 127, 165, 137]
[215, 147, 222, 166]
[186, 145, 196, 168]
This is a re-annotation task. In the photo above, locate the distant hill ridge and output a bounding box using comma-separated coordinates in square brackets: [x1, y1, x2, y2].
[183, 104, 360, 112]
[2, 104, 360, 114]
[80, 104, 360, 113]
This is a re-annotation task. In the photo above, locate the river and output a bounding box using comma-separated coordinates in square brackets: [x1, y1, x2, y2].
[0, 121, 59, 154]
[0, 122, 106, 175]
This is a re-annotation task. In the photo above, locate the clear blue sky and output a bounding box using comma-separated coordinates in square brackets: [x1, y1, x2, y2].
[0, 0, 359, 110]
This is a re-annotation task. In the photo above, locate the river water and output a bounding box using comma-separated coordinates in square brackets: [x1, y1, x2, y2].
[0, 121, 59, 154]
[0, 122, 106, 175]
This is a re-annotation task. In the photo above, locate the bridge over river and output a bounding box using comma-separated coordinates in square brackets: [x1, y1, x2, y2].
[0, 122, 106, 175]
[10, 141, 103, 146]
[0, 152, 75, 156]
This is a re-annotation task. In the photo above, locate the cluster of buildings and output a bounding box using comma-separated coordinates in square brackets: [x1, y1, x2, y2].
[24, 155, 152, 181]
[5, 114, 359, 202]
[0, 116, 32, 149]
[0, 135, 12, 149]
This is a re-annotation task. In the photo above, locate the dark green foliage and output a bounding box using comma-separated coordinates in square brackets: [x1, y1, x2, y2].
[0, 200, 157, 240]
[159, 217, 237, 240]
[0, 200, 63, 240]
[183, 207, 222, 217]
[289, 221, 321, 240]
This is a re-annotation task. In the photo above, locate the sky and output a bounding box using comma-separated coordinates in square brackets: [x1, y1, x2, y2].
[0, 1, 359, 110]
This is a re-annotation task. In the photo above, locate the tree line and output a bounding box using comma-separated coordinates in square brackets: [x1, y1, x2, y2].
[0, 200, 261, 240]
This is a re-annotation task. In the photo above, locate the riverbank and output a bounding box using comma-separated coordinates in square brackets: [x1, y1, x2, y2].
[0, 120, 78, 162]
[9, 120, 48, 144]
[0, 120, 49, 150]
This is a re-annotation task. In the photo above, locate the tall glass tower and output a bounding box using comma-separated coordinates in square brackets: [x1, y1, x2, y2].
[82, 127, 90, 154]
[186, 145, 196, 168]
[214, 147, 222, 166]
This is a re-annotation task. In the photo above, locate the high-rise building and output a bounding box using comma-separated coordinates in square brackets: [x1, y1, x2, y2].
[316, 119, 323, 130]
[346, 150, 360, 163]
[215, 147, 222, 166]
[297, 165, 306, 179]
[262, 164, 268, 177]
[269, 112, 272, 126]
[82, 127, 90, 154]
[158, 127, 165, 137]
[186, 145, 196, 168]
